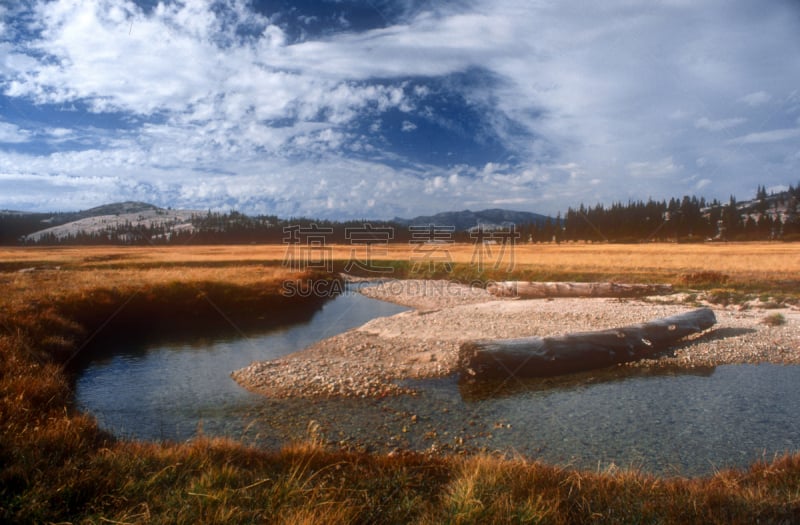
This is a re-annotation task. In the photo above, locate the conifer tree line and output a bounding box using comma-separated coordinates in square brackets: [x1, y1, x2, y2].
[13, 213, 555, 246]
[4, 184, 799, 245]
[562, 184, 800, 243]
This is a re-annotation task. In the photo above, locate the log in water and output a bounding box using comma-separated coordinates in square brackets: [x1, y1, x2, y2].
[459, 307, 716, 380]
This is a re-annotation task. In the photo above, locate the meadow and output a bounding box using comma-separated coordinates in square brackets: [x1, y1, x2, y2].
[3, 241, 800, 283]
[1, 243, 800, 523]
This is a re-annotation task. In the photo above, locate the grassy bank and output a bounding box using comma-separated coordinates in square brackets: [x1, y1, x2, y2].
[2, 246, 800, 523]
[3, 242, 799, 293]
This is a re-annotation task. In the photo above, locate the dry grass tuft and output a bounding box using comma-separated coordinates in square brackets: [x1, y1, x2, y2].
[680, 270, 730, 287]
[762, 313, 787, 326]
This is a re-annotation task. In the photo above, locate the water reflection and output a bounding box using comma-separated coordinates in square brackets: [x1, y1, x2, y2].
[458, 364, 717, 401]
[74, 285, 409, 442]
[75, 289, 800, 476]
[232, 363, 800, 476]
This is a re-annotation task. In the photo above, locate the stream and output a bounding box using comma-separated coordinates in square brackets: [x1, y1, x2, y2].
[75, 284, 800, 476]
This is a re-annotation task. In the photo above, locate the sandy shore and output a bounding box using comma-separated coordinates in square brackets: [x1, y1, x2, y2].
[232, 280, 800, 398]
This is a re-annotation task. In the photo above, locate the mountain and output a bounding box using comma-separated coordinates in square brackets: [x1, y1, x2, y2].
[13, 189, 796, 245]
[3, 204, 556, 244]
[19, 202, 199, 243]
[394, 209, 552, 231]
[70, 201, 161, 219]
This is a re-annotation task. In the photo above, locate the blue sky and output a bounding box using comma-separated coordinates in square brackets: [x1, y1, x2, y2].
[1, 0, 799, 219]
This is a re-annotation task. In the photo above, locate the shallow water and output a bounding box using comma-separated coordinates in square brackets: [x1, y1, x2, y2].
[76, 289, 800, 476]
[75, 284, 409, 442]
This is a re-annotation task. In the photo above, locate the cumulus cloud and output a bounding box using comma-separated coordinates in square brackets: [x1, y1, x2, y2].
[0, 121, 30, 143]
[3, 0, 412, 147]
[1, 0, 799, 216]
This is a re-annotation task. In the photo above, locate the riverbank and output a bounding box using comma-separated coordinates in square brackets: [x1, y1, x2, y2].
[3, 245, 800, 523]
[233, 279, 800, 399]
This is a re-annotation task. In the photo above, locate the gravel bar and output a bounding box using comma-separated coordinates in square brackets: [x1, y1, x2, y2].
[232, 280, 800, 398]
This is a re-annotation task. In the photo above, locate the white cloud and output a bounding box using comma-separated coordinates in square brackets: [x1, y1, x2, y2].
[2, 0, 800, 216]
[696, 178, 712, 190]
[424, 175, 445, 194]
[728, 128, 800, 145]
[4, 0, 411, 145]
[490, 197, 528, 205]
[46, 127, 74, 138]
[0, 121, 30, 143]
[739, 91, 771, 107]
[694, 116, 746, 131]
[401, 120, 417, 132]
[7, 0, 223, 114]
[626, 157, 680, 178]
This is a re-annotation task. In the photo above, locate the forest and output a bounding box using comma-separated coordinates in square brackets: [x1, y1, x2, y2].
[562, 184, 800, 243]
[3, 185, 799, 245]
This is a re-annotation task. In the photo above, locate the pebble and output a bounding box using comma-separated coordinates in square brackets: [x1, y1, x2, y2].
[232, 280, 800, 399]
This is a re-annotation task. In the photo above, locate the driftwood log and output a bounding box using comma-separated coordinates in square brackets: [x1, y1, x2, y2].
[487, 281, 673, 298]
[459, 307, 715, 380]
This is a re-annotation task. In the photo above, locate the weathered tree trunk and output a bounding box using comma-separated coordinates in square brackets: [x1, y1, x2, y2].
[459, 307, 715, 380]
[487, 281, 673, 298]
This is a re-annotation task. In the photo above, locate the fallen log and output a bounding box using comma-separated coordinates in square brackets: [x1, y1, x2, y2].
[459, 307, 715, 380]
[487, 281, 673, 298]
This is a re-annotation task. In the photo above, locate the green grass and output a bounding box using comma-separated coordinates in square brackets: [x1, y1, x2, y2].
[2, 258, 800, 523]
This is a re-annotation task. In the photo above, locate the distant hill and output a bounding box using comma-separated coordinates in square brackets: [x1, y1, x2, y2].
[1, 201, 163, 236]
[21, 202, 199, 243]
[394, 209, 552, 231]
[3, 204, 555, 244]
[6, 188, 797, 245]
[69, 201, 161, 219]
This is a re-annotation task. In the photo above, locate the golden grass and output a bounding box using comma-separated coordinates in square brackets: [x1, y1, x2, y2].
[0, 265, 293, 310]
[2, 241, 800, 285]
[502, 242, 800, 283]
[2, 245, 800, 522]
